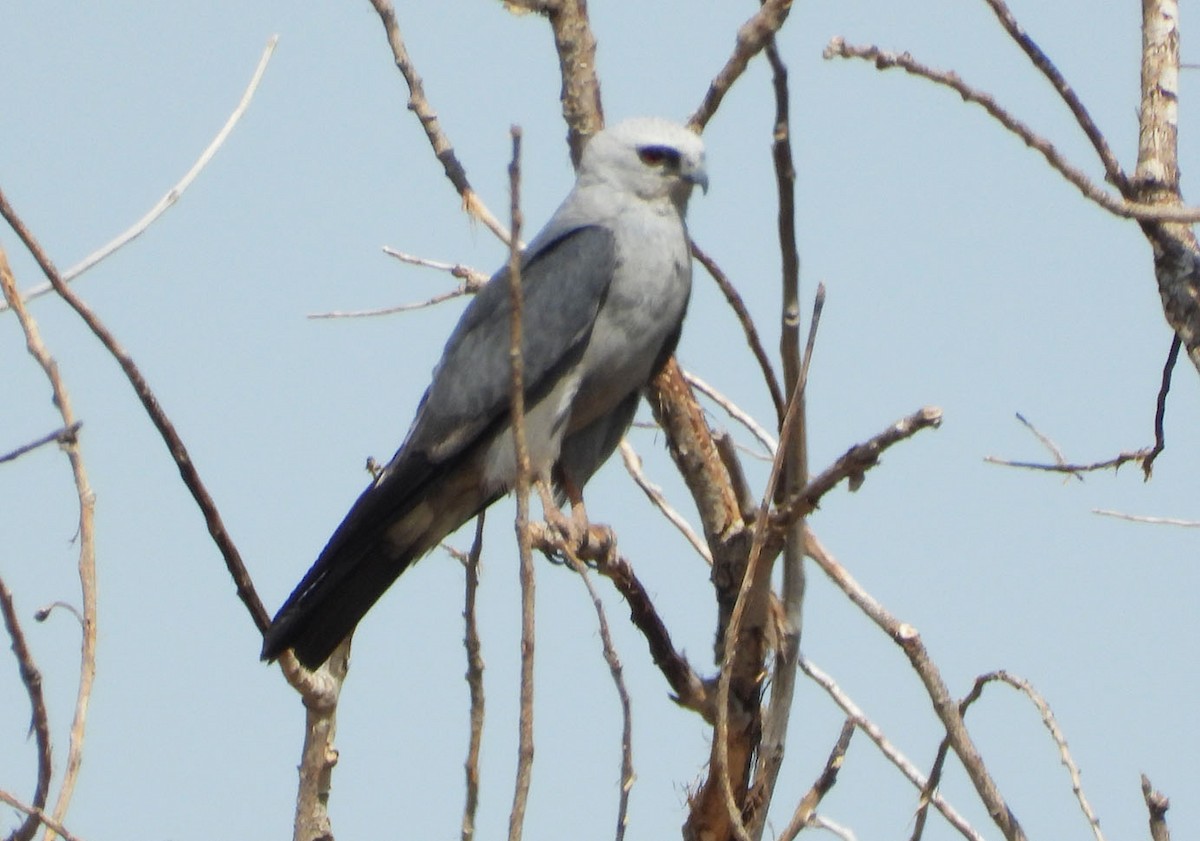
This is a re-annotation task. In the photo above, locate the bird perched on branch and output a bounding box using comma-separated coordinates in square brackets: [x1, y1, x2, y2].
[262, 117, 708, 669]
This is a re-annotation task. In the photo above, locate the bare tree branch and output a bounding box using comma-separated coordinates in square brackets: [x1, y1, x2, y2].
[776, 721, 855, 841]
[381, 248, 489, 287]
[1014, 412, 1074, 473]
[682, 371, 777, 456]
[460, 516, 486, 841]
[0, 37, 278, 310]
[1132, 0, 1200, 377]
[747, 52, 807, 830]
[0, 191, 271, 636]
[292, 639, 351, 841]
[0, 422, 82, 465]
[987, 673, 1104, 841]
[529, 523, 713, 721]
[504, 126, 537, 841]
[1092, 509, 1200, 527]
[707, 378, 809, 841]
[985, 451, 1149, 475]
[983, 413, 1149, 477]
[823, 38, 1200, 225]
[558, 550, 635, 841]
[0, 244, 96, 841]
[771, 406, 943, 537]
[1143, 332, 1181, 478]
[0, 575, 52, 841]
[798, 654, 984, 841]
[619, 441, 713, 564]
[500, 0, 604, 165]
[978, 0, 1128, 190]
[688, 0, 795, 133]
[0, 791, 84, 841]
[366, 0, 513, 244]
[804, 529, 1027, 841]
[691, 243, 785, 423]
[308, 249, 490, 319]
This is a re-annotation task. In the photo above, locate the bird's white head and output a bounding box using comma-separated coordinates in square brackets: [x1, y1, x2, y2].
[578, 117, 708, 211]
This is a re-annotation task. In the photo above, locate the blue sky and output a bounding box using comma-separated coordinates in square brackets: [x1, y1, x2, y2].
[2, 2, 1196, 840]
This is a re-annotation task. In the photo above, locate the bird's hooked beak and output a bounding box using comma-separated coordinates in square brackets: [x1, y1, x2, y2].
[684, 157, 709, 195]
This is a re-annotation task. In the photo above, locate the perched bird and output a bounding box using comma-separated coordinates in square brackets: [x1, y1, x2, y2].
[262, 117, 707, 669]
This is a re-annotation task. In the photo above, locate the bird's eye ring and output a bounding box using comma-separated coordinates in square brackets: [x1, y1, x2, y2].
[637, 145, 681, 168]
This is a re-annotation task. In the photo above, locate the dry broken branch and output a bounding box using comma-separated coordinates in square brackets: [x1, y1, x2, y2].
[1141, 775, 1171, 841]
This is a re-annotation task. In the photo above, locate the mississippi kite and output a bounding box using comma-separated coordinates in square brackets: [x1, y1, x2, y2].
[262, 118, 708, 669]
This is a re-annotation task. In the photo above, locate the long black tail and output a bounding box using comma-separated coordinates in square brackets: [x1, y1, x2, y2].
[262, 452, 495, 669]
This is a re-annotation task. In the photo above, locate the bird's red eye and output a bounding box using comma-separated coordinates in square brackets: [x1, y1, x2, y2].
[638, 145, 680, 168]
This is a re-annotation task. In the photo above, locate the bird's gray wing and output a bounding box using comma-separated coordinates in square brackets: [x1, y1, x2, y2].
[404, 223, 618, 462]
[261, 224, 617, 666]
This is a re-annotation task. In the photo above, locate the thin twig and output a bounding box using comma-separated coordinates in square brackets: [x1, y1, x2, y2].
[0, 790, 84, 841]
[682, 369, 777, 455]
[308, 249, 489, 319]
[505, 126, 536, 841]
[365, 0, 513, 243]
[34, 601, 85, 628]
[560, 550, 635, 841]
[0, 575, 52, 841]
[1142, 334, 1180, 478]
[308, 290, 473, 319]
[984, 450, 1149, 474]
[0, 422, 82, 465]
[824, 38, 1200, 224]
[619, 441, 713, 564]
[461, 516, 486, 841]
[0, 37, 278, 310]
[0, 244, 96, 841]
[798, 655, 985, 841]
[776, 720, 855, 841]
[1092, 509, 1200, 527]
[381, 247, 489, 287]
[1014, 413, 1073, 471]
[806, 814, 857, 841]
[691, 243, 785, 423]
[983, 672, 1105, 841]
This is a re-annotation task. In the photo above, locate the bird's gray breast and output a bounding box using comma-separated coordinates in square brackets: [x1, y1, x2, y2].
[567, 207, 692, 431]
